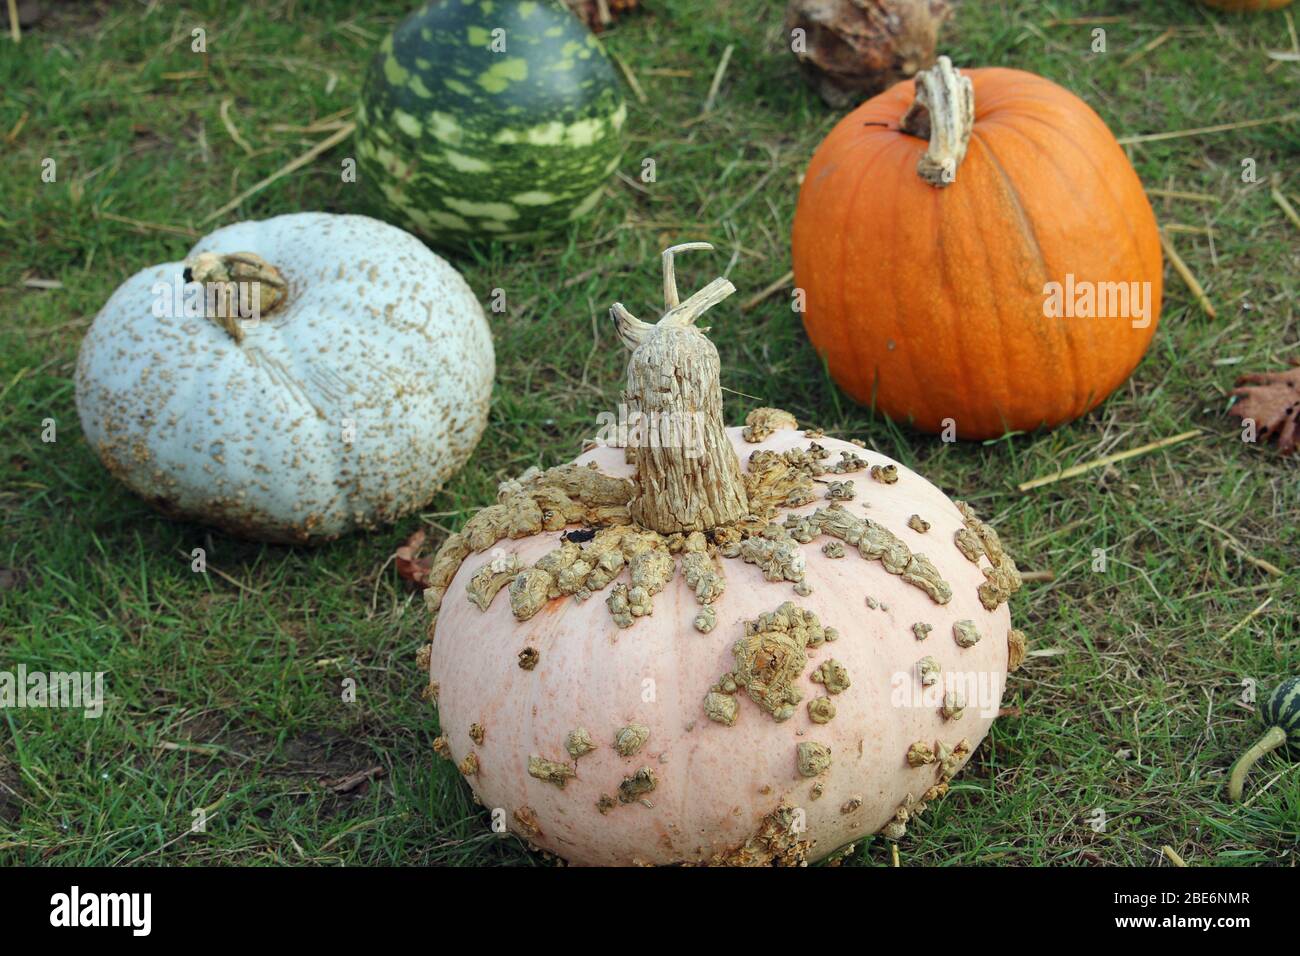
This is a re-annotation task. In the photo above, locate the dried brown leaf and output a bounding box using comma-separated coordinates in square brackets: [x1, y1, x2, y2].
[395, 529, 433, 589]
[1228, 360, 1300, 455]
[320, 765, 386, 794]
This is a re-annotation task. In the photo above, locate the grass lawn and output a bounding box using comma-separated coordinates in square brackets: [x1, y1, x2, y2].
[1, 0, 1297, 866]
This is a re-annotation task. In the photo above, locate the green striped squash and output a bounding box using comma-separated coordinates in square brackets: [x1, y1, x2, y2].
[1260, 677, 1300, 749]
[355, 0, 626, 244]
[1227, 676, 1300, 801]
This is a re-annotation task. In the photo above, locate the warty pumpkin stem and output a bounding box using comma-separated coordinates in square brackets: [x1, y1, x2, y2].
[1226, 724, 1287, 802]
[899, 55, 975, 189]
[183, 251, 288, 343]
[612, 243, 750, 535]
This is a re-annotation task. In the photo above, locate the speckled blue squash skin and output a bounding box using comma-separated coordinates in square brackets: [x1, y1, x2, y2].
[355, 0, 626, 244]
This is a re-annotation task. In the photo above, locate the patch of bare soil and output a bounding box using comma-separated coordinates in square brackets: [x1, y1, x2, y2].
[158, 713, 388, 806]
[0, 754, 26, 826]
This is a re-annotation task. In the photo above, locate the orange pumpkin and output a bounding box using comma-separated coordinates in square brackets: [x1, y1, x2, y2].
[792, 58, 1162, 439]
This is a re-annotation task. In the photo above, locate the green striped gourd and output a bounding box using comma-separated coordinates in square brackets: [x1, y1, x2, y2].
[355, 0, 626, 244]
[1227, 676, 1300, 802]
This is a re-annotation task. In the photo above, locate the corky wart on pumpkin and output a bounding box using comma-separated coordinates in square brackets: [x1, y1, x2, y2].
[421, 243, 1025, 866]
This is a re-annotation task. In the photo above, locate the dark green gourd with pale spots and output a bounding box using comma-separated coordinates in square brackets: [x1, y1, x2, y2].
[356, 0, 626, 244]
[1227, 676, 1300, 802]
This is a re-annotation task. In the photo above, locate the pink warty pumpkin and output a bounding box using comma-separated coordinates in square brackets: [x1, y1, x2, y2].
[421, 245, 1024, 865]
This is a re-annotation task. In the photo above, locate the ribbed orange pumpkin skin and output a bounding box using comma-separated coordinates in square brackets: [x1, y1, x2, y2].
[792, 68, 1162, 439]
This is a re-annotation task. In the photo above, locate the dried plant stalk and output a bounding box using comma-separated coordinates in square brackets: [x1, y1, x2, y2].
[614, 244, 750, 534]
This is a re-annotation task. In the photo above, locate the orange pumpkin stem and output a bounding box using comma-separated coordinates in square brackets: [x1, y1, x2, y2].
[899, 55, 974, 189]
[183, 251, 288, 343]
[611, 244, 750, 534]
